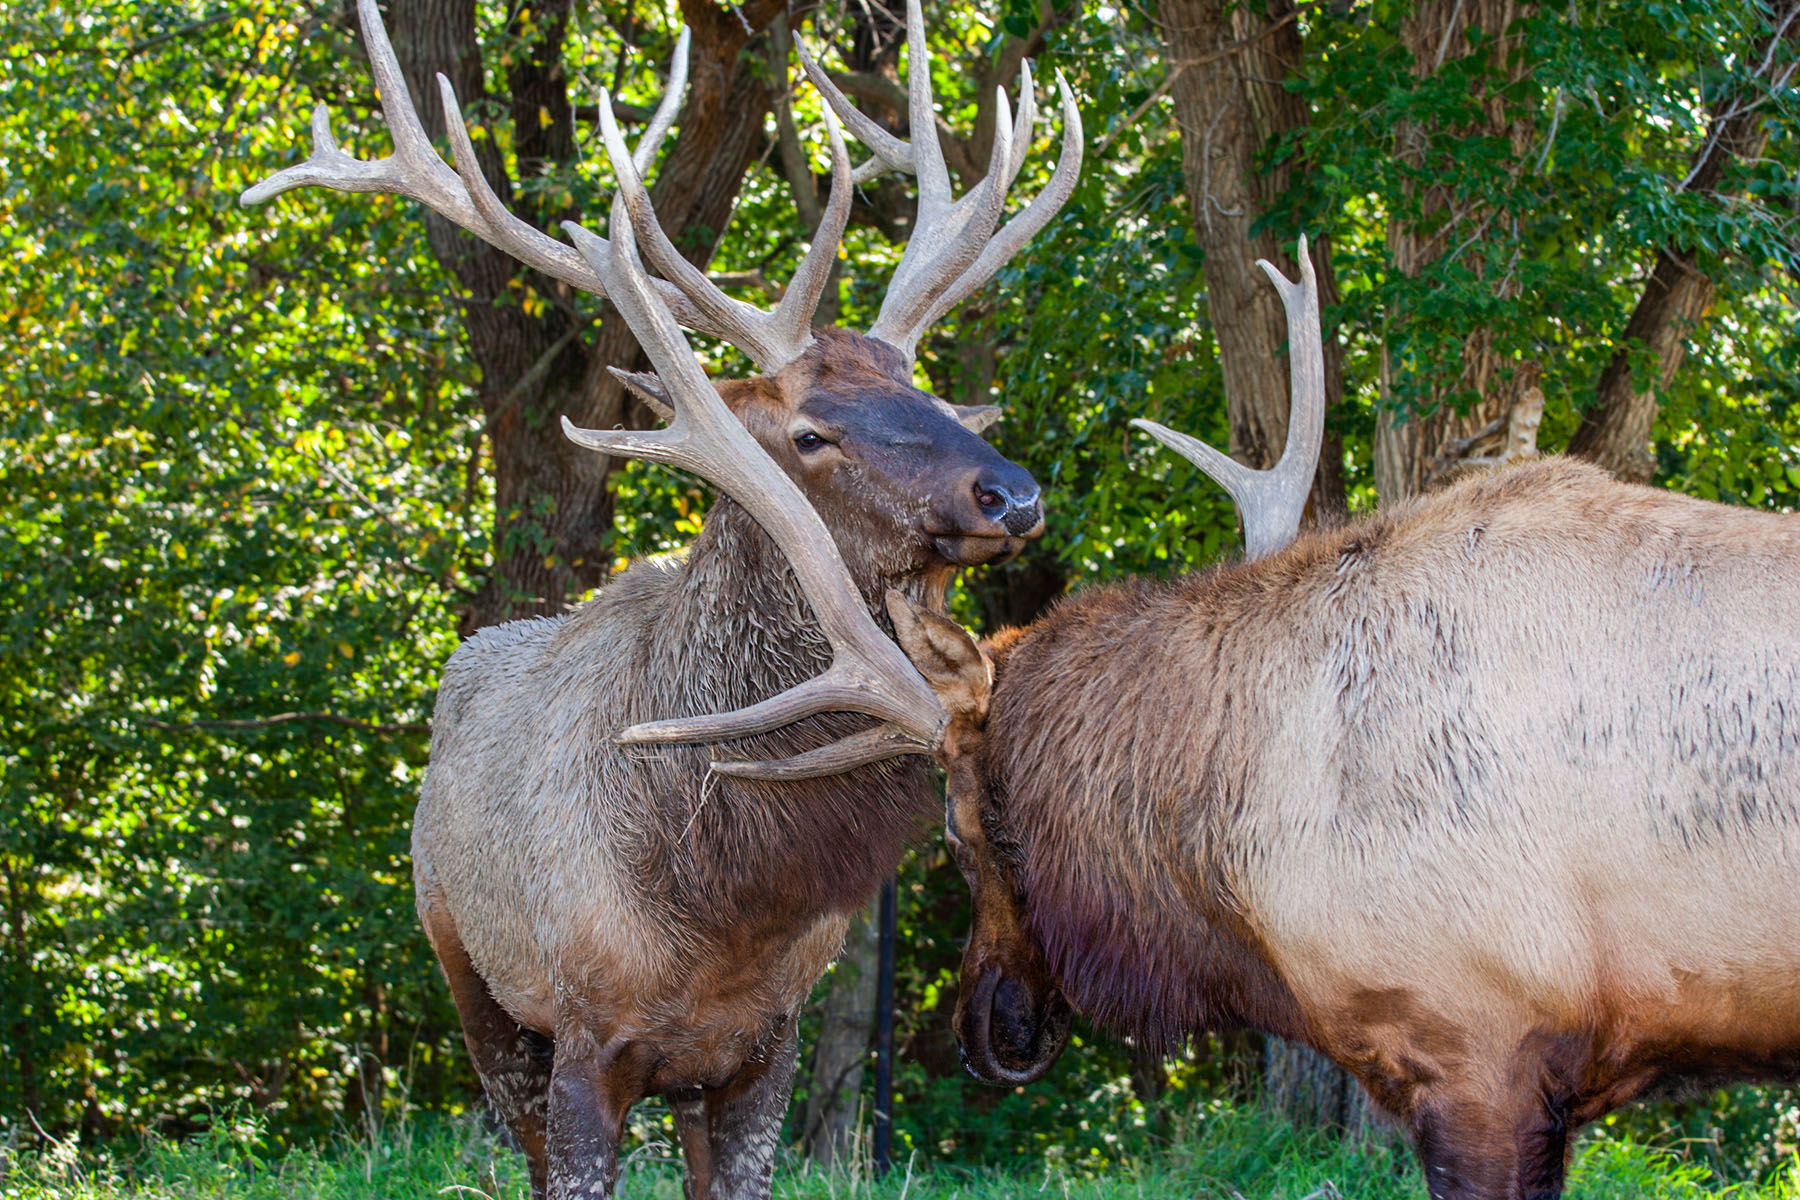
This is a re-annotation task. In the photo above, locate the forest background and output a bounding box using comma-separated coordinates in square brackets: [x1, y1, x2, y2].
[4, 0, 1799, 1185]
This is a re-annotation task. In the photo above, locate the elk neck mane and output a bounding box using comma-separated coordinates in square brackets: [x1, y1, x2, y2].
[553, 490, 943, 928]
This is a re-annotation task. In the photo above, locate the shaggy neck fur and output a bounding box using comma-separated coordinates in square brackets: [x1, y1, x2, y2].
[977, 566, 1321, 1054]
[592, 495, 942, 931]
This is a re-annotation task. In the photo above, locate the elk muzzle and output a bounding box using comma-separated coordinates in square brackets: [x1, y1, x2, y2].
[932, 459, 1045, 565]
[939, 753, 1069, 1085]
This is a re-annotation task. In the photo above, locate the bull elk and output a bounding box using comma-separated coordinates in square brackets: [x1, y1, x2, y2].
[243, 3, 1080, 1197]
[821, 244, 1800, 1199]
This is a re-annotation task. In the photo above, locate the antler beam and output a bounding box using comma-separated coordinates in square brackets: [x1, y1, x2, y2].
[241, 0, 726, 329]
[561, 206, 950, 778]
[1132, 235, 1325, 561]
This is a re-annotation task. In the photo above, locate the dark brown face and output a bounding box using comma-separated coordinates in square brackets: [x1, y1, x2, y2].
[942, 718, 1072, 1086]
[735, 330, 1044, 583]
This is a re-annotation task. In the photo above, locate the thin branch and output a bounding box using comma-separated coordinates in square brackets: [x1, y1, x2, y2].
[1678, 2, 1800, 193]
[1431, 0, 1467, 73]
[474, 324, 585, 440]
[709, 269, 784, 298]
[769, 14, 825, 228]
[142, 712, 429, 735]
[1533, 87, 1565, 174]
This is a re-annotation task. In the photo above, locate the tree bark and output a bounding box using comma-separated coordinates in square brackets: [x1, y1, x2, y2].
[1373, 0, 1541, 505]
[801, 903, 880, 1165]
[386, 0, 783, 630]
[1157, 0, 1348, 526]
[1262, 1038, 1382, 1136]
[1566, 2, 1800, 482]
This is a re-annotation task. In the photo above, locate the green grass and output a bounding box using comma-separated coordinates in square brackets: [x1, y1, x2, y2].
[4, 1105, 1798, 1200]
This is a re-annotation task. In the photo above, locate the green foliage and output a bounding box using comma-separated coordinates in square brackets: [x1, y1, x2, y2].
[2, 0, 481, 1135]
[1278, 0, 1798, 485]
[4, 0, 1800, 1175]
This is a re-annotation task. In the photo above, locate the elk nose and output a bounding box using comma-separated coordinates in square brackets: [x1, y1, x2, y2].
[974, 472, 1043, 537]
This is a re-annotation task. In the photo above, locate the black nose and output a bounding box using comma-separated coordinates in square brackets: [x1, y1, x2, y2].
[974, 469, 1043, 537]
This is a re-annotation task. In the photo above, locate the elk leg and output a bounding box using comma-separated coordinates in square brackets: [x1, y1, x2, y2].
[1409, 1096, 1526, 1200]
[676, 1017, 801, 1200]
[1514, 1096, 1572, 1200]
[670, 1089, 713, 1200]
[420, 901, 552, 1197]
[545, 1026, 641, 1200]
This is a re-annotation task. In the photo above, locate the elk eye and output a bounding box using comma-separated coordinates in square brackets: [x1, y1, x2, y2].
[794, 430, 829, 452]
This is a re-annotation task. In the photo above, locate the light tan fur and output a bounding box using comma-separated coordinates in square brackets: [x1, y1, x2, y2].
[1231, 460, 1800, 1102]
[925, 458, 1800, 1200]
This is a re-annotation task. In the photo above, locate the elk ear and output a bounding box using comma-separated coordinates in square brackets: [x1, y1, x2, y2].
[886, 589, 991, 726]
[608, 366, 675, 422]
[950, 403, 1003, 435]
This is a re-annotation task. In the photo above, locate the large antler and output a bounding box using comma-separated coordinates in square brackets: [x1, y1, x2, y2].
[242, 0, 849, 372]
[795, 0, 1084, 363]
[596, 95, 852, 373]
[1131, 236, 1325, 560]
[242, 0, 1074, 778]
[562, 201, 948, 780]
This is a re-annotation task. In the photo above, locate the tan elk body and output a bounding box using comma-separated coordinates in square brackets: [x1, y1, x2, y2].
[873, 249, 1800, 1200]
[245, 2, 1080, 1197]
[966, 458, 1800, 1104]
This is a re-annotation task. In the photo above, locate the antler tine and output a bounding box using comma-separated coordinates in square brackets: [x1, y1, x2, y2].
[1130, 235, 1325, 561]
[914, 71, 1083, 336]
[870, 92, 1014, 349]
[901, 0, 953, 219]
[631, 28, 690, 176]
[242, 0, 454, 208]
[772, 108, 856, 353]
[559, 209, 949, 777]
[1002, 59, 1038, 185]
[794, 0, 1084, 364]
[598, 90, 854, 372]
[242, 0, 728, 330]
[597, 98, 783, 366]
[792, 35, 910, 185]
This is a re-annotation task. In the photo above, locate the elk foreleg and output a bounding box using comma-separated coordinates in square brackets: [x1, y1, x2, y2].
[672, 1017, 800, 1200]
[545, 1025, 649, 1200]
[1408, 1087, 1571, 1200]
[1514, 1096, 1572, 1200]
[420, 901, 553, 1197]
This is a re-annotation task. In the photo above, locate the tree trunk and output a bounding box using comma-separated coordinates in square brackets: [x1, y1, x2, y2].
[386, 0, 783, 630]
[1566, 2, 1799, 482]
[801, 903, 880, 1165]
[1373, 0, 1541, 505]
[4, 860, 39, 1123]
[1262, 1037, 1382, 1137]
[1157, 0, 1348, 525]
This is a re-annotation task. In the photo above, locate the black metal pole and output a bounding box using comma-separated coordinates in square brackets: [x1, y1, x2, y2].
[873, 874, 897, 1177]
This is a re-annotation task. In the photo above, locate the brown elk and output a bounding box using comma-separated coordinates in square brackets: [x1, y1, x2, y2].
[243, 3, 1079, 1197]
[805, 246, 1800, 1199]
